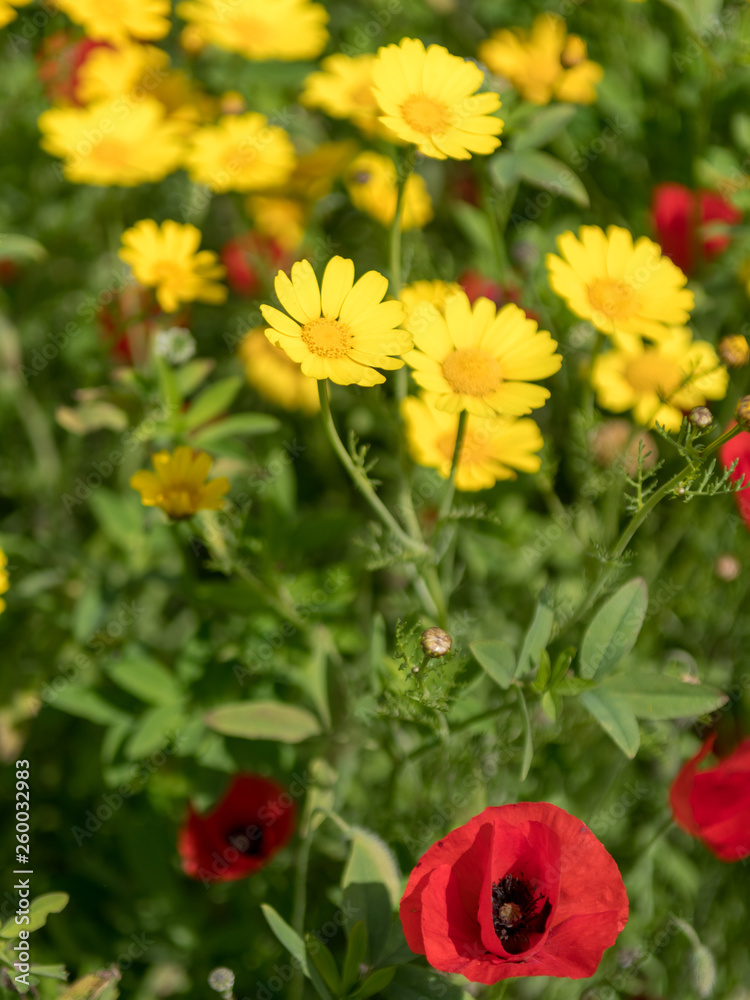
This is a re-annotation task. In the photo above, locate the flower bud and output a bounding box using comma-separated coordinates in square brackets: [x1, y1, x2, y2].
[735, 396, 750, 430]
[715, 553, 740, 581]
[154, 327, 196, 365]
[718, 334, 750, 369]
[589, 420, 658, 476]
[689, 406, 713, 428]
[208, 968, 235, 995]
[421, 626, 452, 657]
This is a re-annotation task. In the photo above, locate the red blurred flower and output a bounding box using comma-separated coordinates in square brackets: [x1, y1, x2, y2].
[459, 271, 540, 324]
[651, 183, 741, 275]
[97, 284, 165, 365]
[221, 233, 289, 296]
[400, 802, 628, 984]
[719, 425, 750, 531]
[178, 774, 297, 884]
[670, 734, 750, 861]
[35, 31, 109, 106]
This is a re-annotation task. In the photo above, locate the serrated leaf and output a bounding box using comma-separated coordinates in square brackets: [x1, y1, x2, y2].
[513, 104, 577, 151]
[183, 376, 242, 430]
[470, 640, 515, 689]
[342, 828, 400, 962]
[580, 578, 649, 680]
[600, 674, 728, 720]
[192, 412, 281, 446]
[106, 656, 184, 706]
[581, 688, 640, 758]
[350, 968, 396, 999]
[205, 701, 322, 742]
[1, 893, 69, 938]
[515, 595, 555, 678]
[515, 150, 589, 207]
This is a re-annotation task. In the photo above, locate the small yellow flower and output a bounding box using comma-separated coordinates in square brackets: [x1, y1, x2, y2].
[0, 0, 32, 30]
[546, 225, 694, 347]
[399, 280, 462, 338]
[591, 328, 728, 431]
[119, 219, 227, 313]
[38, 99, 187, 187]
[0, 547, 9, 614]
[75, 43, 170, 104]
[131, 447, 230, 519]
[372, 37, 503, 160]
[402, 395, 544, 491]
[479, 14, 603, 106]
[300, 53, 396, 140]
[185, 114, 296, 193]
[239, 328, 319, 414]
[345, 151, 433, 231]
[718, 334, 750, 368]
[176, 0, 328, 61]
[247, 196, 307, 252]
[403, 290, 562, 417]
[56, 0, 171, 42]
[260, 256, 412, 387]
[287, 141, 359, 201]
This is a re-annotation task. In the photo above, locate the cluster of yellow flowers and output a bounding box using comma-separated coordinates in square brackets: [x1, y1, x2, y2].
[546, 226, 728, 430]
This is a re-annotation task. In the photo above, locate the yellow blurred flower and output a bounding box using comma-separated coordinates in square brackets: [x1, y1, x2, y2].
[591, 328, 728, 431]
[546, 225, 694, 347]
[0, 0, 32, 30]
[38, 98, 187, 186]
[301, 54, 397, 140]
[0, 548, 9, 614]
[403, 290, 561, 417]
[75, 42, 168, 103]
[56, 0, 171, 43]
[260, 256, 411, 387]
[239, 328, 319, 414]
[400, 280, 462, 321]
[402, 395, 544, 491]
[345, 151, 433, 231]
[372, 37, 503, 160]
[288, 141, 359, 201]
[119, 219, 227, 313]
[247, 197, 307, 252]
[176, 0, 328, 61]
[479, 13, 603, 105]
[185, 114, 296, 193]
[131, 447, 230, 519]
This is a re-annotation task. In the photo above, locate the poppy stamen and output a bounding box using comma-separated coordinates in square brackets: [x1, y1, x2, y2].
[491, 874, 551, 954]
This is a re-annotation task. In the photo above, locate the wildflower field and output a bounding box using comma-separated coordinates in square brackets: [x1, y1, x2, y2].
[2, 0, 750, 998]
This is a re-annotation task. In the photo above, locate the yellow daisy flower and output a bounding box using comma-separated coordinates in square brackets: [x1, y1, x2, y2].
[372, 37, 503, 160]
[546, 225, 694, 346]
[260, 256, 412, 387]
[479, 14, 603, 106]
[400, 280, 462, 325]
[56, 0, 171, 43]
[288, 141, 359, 201]
[38, 99, 187, 187]
[403, 290, 562, 417]
[75, 43, 170, 104]
[345, 151, 433, 231]
[119, 219, 227, 314]
[591, 328, 728, 431]
[0, 547, 9, 614]
[239, 328, 319, 414]
[247, 196, 307, 252]
[300, 53, 396, 140]
[402, 395, 544, 491]
[0, 0, 32, 31]
[185, 114, 296, 193]
[131, 447, 230, 519]
[176, 0, 328, 61]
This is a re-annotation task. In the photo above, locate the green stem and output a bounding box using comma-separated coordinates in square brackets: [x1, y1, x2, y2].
[582, 330, 605, 418]
[438, 411, 468, 523]
[701, 420, 743, 460]
[390, 154, 410, 403]
[289, 833, 313, 1000]
[480, 166, 510, 280]
[317, 380, 428, 555]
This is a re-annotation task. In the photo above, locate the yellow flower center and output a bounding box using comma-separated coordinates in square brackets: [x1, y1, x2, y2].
[442, 348, 503, 397]
[301, 317, 351, 359]
[401, 94, 451, 136]
[587, 278, 636, 321]
[94, 139, 131, 166]
[625, 352, 683, 398]
[152, 260, 188, 285]
[234, 16, 268, 44]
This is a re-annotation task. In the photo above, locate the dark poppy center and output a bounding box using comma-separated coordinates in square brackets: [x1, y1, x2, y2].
[226, 824, 264, 856]
[491, 874, 551, 954]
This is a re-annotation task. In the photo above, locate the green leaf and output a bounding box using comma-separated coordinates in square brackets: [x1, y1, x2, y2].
[261, 904, 309, 971]
[581, 688, 640, 758]
[28, 964, 68, 981]
[532, 649, 551, 693]
[487, 151, 521, 190]
[105, 655, 184, 706]
[1, 893, 69, 938]
[205, 701, 322, 742]
[342, 827, 401, 963]
[124, 704, 186, 760]
[512, 104, 577, 151]
[306, 935, 342, 996]
[600, 674, 728, 720]
[579, 578, 649, 680]
[0, 233, 47, 263]
[541, 690, 562, 722]
[192, 412, 281, 446]
[343, 922, 368, 992]
[176, 358, 215, 397]
[516, 688, 534, 781]
[515, 150, 589, 207]
[58, 969, 120, 1000]
[183, 376, 243, 431]
[350, 968, 396, 999]
[46, 687, 130, 727]
[515, 594, 555, 678]
[470, 640, 515, 689]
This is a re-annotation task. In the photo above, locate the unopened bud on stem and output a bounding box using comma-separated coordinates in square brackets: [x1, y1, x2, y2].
[421, 627, 452, 657]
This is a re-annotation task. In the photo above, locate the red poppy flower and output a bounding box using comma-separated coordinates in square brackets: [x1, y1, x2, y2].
[178, 774, 296, 884]
[35, 31, 109, 106]
[719, 425, 750, 531]
[651, 183, 740, 275]
[400, 803, 628, 984]
[670, 734, 750, 862]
